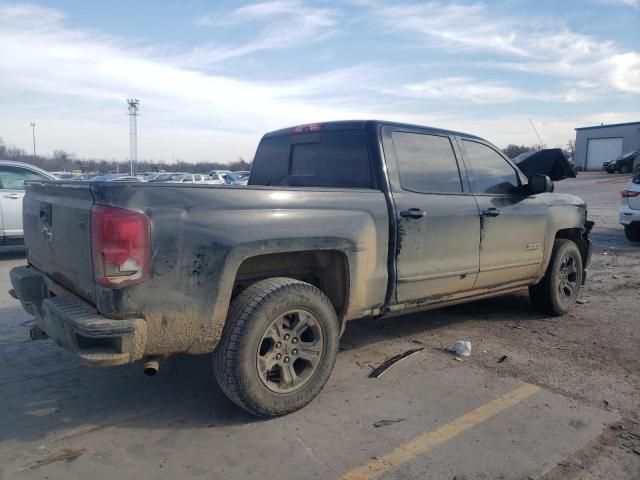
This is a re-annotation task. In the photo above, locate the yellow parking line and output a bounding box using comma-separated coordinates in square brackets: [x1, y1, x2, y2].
[340, 383, 541, 480]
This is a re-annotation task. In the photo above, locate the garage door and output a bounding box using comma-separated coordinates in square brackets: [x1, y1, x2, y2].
[586, 137, 623, 170]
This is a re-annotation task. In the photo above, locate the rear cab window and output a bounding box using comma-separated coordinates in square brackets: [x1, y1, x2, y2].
[391, 131, 463, 194]
[249, 124, 374, 188]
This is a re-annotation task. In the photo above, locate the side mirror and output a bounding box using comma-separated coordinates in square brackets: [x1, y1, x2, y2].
[527, 174, 553, 194]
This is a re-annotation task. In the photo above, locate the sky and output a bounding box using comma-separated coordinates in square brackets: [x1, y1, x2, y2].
[0, 0, 639, 163]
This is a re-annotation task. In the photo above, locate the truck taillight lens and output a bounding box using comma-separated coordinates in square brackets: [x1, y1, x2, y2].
[91, 205, 150, 287]
[621, 190, 640, 198]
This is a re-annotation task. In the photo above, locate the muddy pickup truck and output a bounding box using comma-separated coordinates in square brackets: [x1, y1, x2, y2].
[10, 120, 593, 417]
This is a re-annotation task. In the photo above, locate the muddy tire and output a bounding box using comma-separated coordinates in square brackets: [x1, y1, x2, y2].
[624, 225, 640, 242]
[529, 239, 583, 316]
[213, 277, 339, 417]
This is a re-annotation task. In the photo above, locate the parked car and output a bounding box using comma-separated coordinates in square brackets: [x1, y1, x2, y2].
[620, 170, 640, 241]
[170, 173, 209, 184]
[605, 150, 640, 174]
[50, 171, 80, 180]
[224, 171, 250, 185]
[148, 172, 188, 182]
[208, 170, 231, 184]
[90, 175, 145, 182]
[512, 149, 576, 181]
[0, 160, 57, 245]
[9, 120, 593, 417]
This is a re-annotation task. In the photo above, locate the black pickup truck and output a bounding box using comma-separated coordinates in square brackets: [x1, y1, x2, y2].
[10, 120, 592, 417]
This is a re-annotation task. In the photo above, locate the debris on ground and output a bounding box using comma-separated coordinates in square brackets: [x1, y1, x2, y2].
[368, 348, 424, 378]
[497, 355, 508, 363]
[576, 298, 588, 304]
[452, 340, 472, 357]
[30, 448, 86, 470]
[373, 418, 406, 428]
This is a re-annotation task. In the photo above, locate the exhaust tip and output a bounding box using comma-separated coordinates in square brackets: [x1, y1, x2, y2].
[143, 359, 159, 376]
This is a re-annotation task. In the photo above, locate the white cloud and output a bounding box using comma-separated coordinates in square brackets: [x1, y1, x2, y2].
[0, 2, 637, 162]
[367, 1, 640, 95]
[0, 4, 370, 161]
[188, 1, 338, 66]
[395, 77, 591, 104]
[591, 0, 639, 8]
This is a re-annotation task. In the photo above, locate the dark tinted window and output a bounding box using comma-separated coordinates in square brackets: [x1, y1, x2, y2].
[249, 129, 373, 188]
[391, 131, 462, 193]
[463, 140, 519, 194]
[0, 165, 49, 189]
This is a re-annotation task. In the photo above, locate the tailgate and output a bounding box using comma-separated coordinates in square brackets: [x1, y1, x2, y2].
[23, 181, 97, 303]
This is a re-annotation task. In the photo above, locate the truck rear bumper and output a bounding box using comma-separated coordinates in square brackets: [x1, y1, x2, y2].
[9, 265, 147, 367]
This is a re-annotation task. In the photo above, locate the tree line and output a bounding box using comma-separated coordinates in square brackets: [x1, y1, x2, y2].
[1, 135, 575, 173]
[0, 137, 251, 174]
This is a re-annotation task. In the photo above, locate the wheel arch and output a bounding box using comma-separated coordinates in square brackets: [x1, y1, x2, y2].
[232, 250, 351, 332]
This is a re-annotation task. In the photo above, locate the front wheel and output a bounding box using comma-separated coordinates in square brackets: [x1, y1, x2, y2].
[213, 277, 339, 417]
[529, 239, 583, 316]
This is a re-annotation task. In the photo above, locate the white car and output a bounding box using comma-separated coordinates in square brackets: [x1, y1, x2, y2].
[208, 170, 231, 184]
[171, 173, 209, 184]
[0, 160, 57, 244]
[620, 170, 640, 241]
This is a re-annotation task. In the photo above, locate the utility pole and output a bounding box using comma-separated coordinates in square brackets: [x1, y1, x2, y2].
[30, 122, 36, 159]
[127, 99, 140, 176]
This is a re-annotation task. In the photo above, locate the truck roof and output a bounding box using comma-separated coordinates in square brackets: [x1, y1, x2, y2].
[262, 120, 484, 142]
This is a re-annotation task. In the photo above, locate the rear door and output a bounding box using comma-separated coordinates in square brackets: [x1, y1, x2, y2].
[459, 139, 546, 288]
[0, 164, 52, 239]
[382, 127, 480, 303]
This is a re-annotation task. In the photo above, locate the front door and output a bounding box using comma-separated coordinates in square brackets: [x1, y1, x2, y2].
[459, 139, 546, 288]
[383, 128, 481, 303]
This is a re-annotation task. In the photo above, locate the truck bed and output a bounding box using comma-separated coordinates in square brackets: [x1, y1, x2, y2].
[21, 180, 390, 357]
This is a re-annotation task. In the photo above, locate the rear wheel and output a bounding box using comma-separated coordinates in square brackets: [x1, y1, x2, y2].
[624, 225, 640, 242]
[529, 239, 583, 316]
[213, 277, 339, 417]
[620, 163, 632, 174]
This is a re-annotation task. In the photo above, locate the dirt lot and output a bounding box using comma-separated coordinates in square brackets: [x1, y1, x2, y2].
[1, 172, 638, 479]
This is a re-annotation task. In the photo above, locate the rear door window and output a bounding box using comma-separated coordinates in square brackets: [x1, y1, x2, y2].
[391, 131, 463, 193]
[250, 129, 373, 188]
[462, 140, 520, 195]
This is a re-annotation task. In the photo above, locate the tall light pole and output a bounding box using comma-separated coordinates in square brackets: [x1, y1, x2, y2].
[30, 122, 36, 159]
[127, 99, 140, 176]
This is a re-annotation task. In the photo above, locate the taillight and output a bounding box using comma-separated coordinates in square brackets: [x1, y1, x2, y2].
[91, 205, 150, 287]
[621, 190, 640, 198]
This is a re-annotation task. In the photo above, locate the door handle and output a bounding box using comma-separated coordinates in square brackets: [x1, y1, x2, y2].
[400, 208, 426, 219]
[482, 208, 501, 217]
[3, 194, 22, 199]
